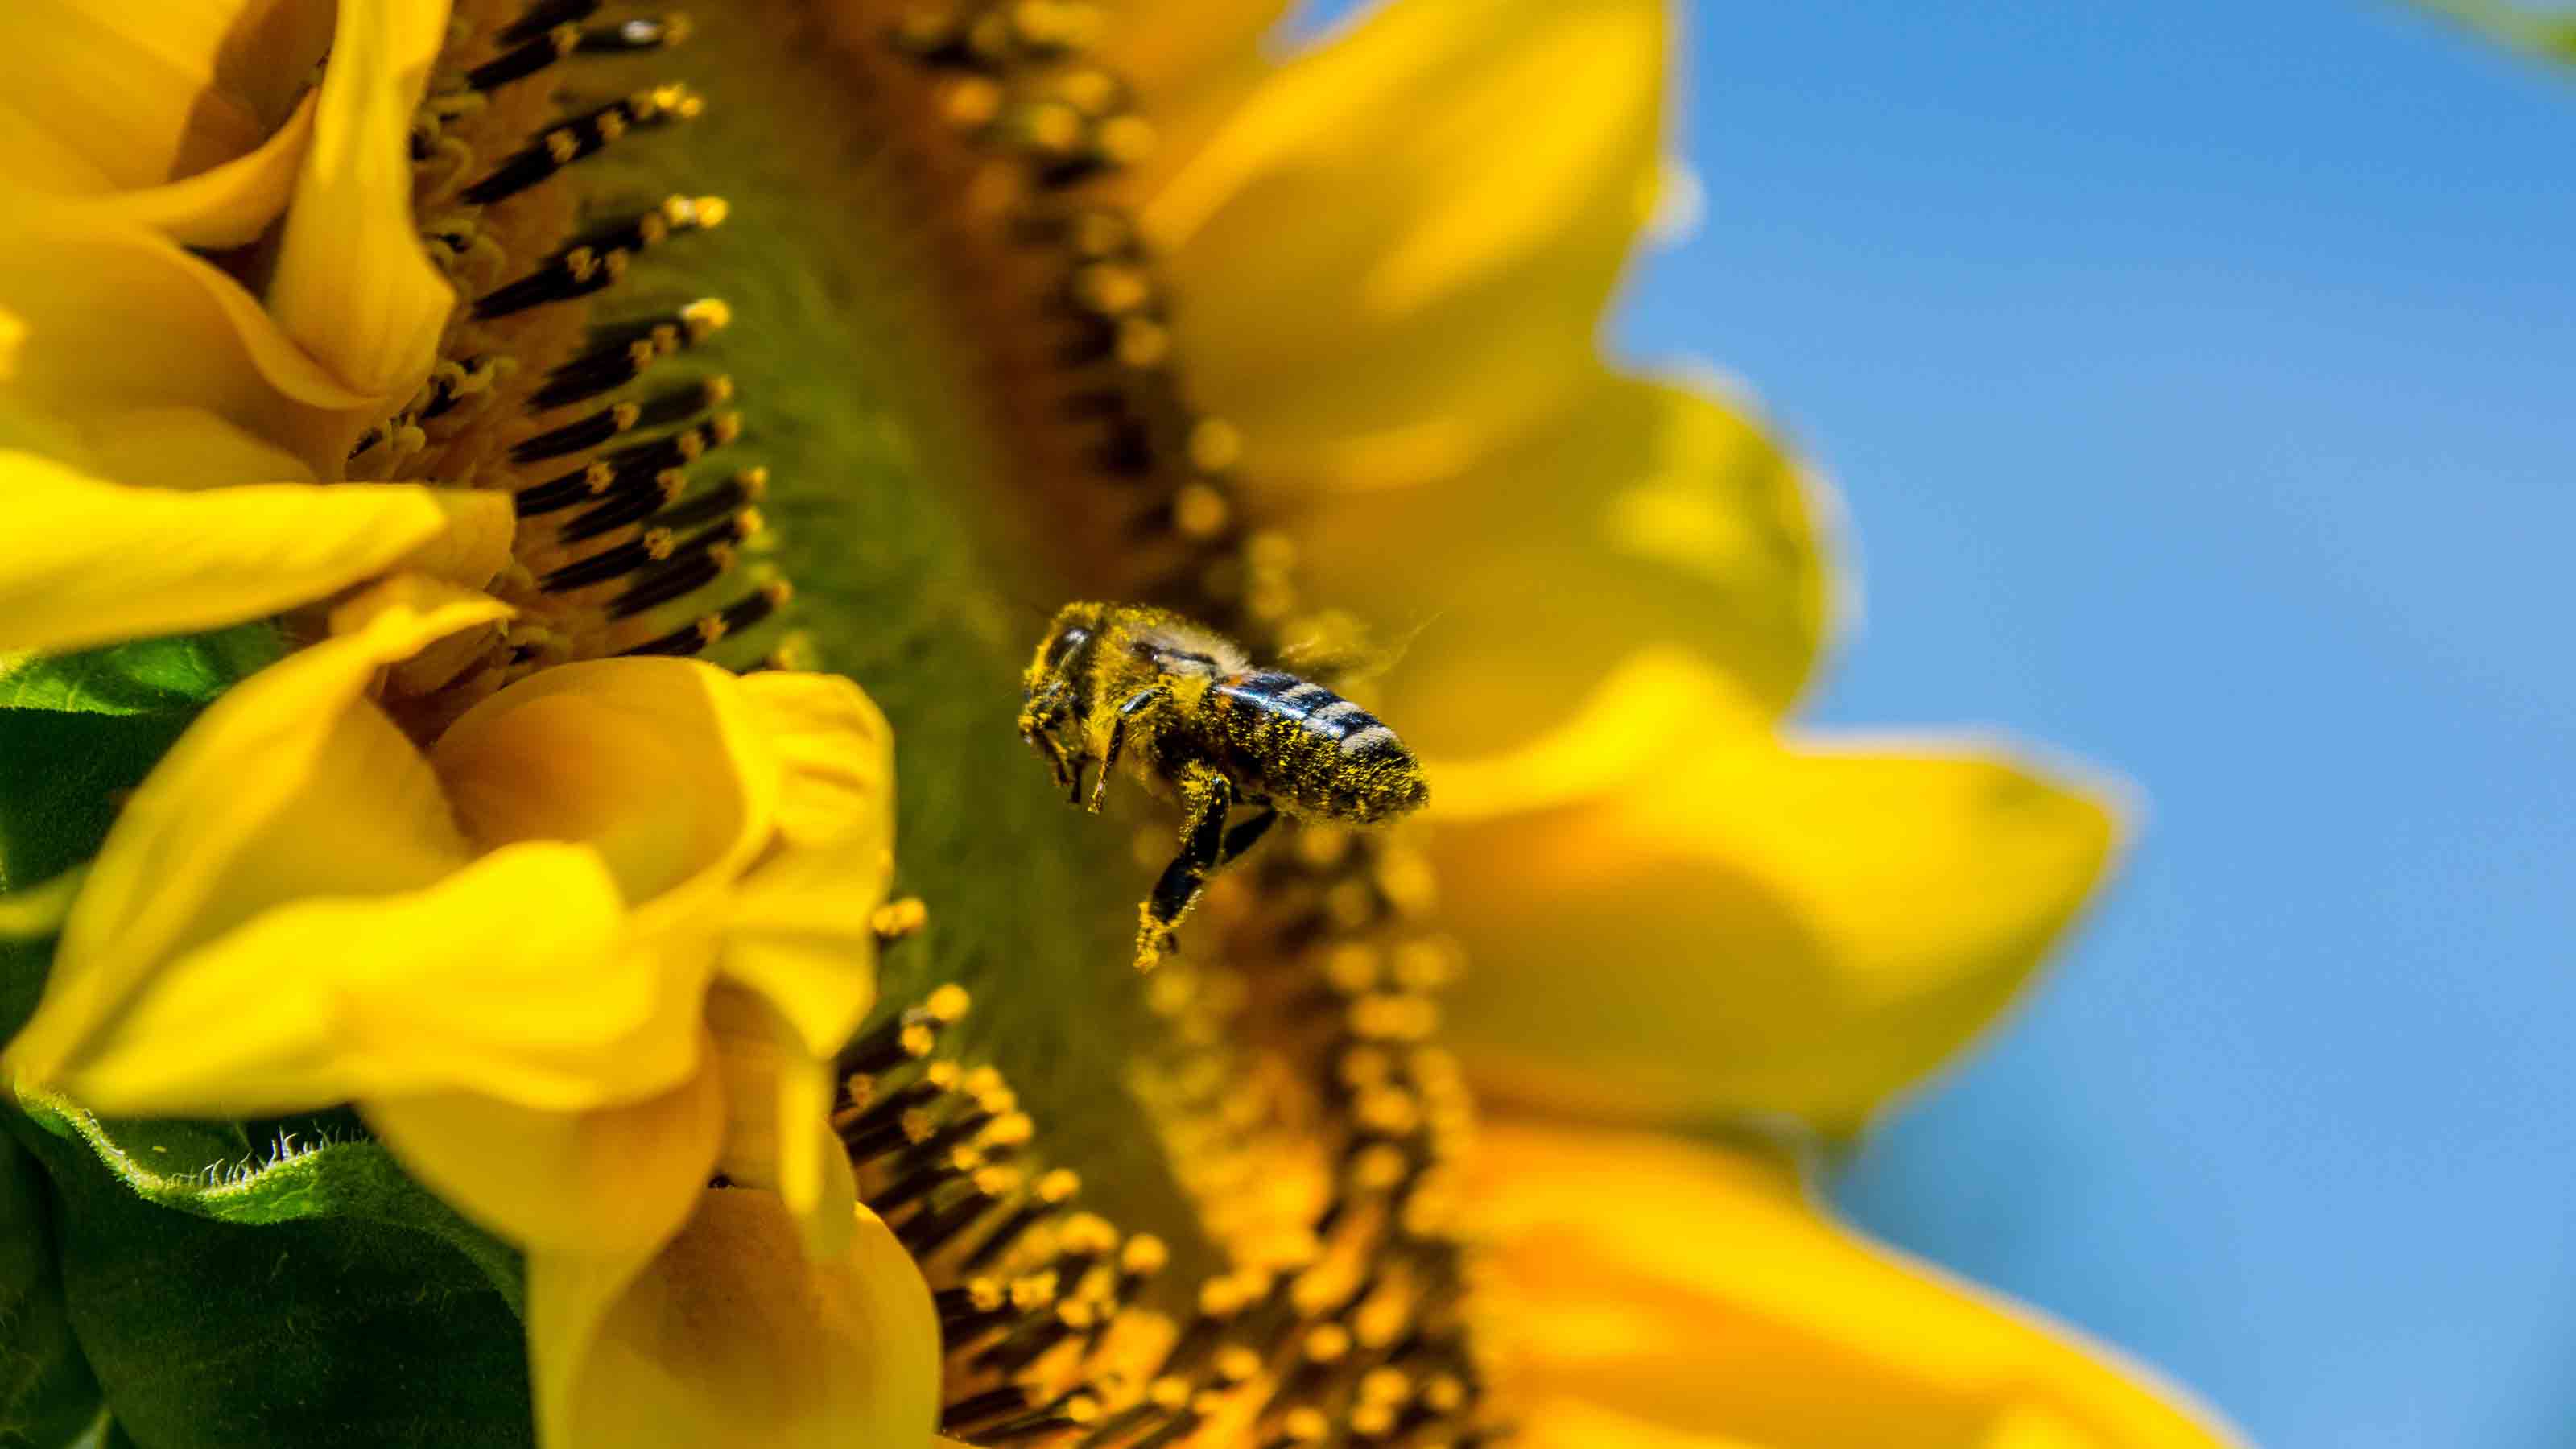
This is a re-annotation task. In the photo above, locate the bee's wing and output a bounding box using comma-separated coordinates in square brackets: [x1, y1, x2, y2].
[1270, 609, 1430, 687]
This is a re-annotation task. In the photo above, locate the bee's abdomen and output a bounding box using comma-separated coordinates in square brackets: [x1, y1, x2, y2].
[1210, 673, 1428, 824]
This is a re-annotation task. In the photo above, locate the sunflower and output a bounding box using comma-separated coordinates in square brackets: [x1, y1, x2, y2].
[2411, 0, 2576, 59]
[0, 2, 2241, 1447]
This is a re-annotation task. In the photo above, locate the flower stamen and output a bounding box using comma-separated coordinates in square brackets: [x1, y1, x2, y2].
[617, 576, 791, 657]
[348, 9, 795, 712]
[525, 298, 731, 411]
[459, 85, 707, 206]
[510, 374, 729, 466]
[462, 23, 586, 97]
[857, 955, 1490, 1447]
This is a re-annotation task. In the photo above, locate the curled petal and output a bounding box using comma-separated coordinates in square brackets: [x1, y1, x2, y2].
[526, 1191, 939, 1449]
[0, 0, 332, 244]
[367, 1063, 724, 1257]
[0, 6, 263, 188]
[266, 0, 453, 408]
[0, 447, 460, 655]
[15, 101, 320, 251]
[1146, 0, 1665, 484]
[431, 658, 783, 907]
[394, 487, 519, 593]
[23, 841, 650, 1117]
[734, 670, 896, 855]
[0, 210, 380, 473]
[717, 671, 896, 1059]
[9, 582, 510, 1089]
[61, 95, 317, 251]
[704, 984, 857, 1257]
[717, 846, 890, 1074]
[1475, 1121, 2246, 1449]
[60, 405, 318, 490]
[1435, 655, 2126, 1135]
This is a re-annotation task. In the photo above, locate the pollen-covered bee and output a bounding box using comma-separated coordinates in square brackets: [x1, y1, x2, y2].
[1018, 601, 1429, 971]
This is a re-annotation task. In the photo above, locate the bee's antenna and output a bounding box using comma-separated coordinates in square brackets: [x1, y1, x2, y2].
[998, 590, 1057, 626]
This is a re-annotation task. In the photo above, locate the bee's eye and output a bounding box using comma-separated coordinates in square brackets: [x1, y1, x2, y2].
[1042, 625, 1091, 670]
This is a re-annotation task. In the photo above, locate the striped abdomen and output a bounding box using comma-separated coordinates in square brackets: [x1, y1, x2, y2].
[1206, 671, 1429, 824]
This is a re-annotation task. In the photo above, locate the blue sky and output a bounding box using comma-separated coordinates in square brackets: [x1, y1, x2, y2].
[1603, 2, 2574, 1444]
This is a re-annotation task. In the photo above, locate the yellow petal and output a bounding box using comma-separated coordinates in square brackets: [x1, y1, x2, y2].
[64, 406, 318, 489]
[1517, 1400, 1765, 1449]
[1092, 0, 1284, 95]
[734, 671, 897, 854]
[367, 1062, 724, 1257]
[0, 867, 84, 939]
[1475, 1121, 2243, 1449]
[1090, 0, 1286, 196]
[9, 584, 510, 1089]
[1144, 0, 1664, 484]
[0, 210, 382, 473]
[1295, 370, 1838, 754]
[704, 984, 855, 1256]
[704, 985, 799, 1196]
[431, 658, 783, 906]
[0, 1, 330, 204]
[0, 6, 258, 192]
[28, 842, 637, 1115]
[718, 846, 889, 1064]
[394, 488, 518, 593]
[526, 1191, 939, 1449]
[266, 0, 453, 407]
[1435, 655, 2126, 1136]
[716, 671, 895, 1058]
[0, 447, 457, 655]
[7, 96, 320, 251]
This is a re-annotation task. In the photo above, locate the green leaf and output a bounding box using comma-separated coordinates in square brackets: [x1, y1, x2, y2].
[0, 873, 82, 1048]
[7, 1104, 531, 1449]
[0, 712, 190, 895]
[0, 627, 277, 892]
[0, 1128, 101, 1449]
[0, 628, 279, 718]
[1, 939, 54, 1064]
[12, 1094, 520, 1315]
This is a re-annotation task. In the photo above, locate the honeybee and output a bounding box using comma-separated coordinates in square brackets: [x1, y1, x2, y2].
[1018, 601, 1429, 971]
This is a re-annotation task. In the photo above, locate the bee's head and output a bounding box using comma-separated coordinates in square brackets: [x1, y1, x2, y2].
[1019, 605, 1109, 800]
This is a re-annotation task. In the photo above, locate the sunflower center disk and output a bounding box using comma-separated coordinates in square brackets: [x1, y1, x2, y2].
[394, 2, 1496, 1443]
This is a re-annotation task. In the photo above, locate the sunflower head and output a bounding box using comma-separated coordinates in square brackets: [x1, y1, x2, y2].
[0, 2, 2244, 1448]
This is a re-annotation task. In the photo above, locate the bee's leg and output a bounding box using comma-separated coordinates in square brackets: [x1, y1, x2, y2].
[1034, 730, 1074, 792]
[1216, 804, 1278, 866]
[1021, 683, 1076, 792]
[1135, 762, 1230, 972]
[1088, 686, 1171, 814]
